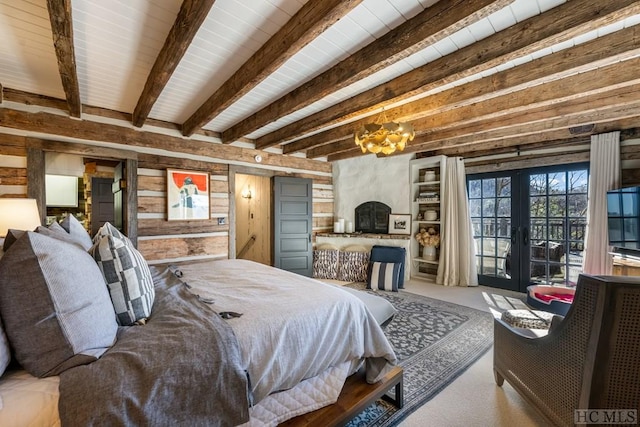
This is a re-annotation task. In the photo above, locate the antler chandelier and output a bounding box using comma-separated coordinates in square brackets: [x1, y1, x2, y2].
[354, 110, 415, 155]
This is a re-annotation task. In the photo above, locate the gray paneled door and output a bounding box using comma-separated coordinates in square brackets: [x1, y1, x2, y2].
[273, 176, 313, 277]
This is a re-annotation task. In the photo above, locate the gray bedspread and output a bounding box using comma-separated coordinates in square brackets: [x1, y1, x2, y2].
[58, 265, 250, 427]
[174, 259, 398, 405]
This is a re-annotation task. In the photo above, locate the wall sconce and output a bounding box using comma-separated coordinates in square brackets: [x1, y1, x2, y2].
[241, 187, 252, 199]
[0, 198, 42, 238]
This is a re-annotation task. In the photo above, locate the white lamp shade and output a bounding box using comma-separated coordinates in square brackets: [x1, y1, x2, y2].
[0, 199, 42, 237]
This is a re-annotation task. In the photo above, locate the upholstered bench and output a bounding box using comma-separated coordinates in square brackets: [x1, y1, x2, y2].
[500, 309, 554, 330]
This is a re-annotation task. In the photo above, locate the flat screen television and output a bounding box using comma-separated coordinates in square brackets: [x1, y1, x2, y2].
[606, 185, 640, 258]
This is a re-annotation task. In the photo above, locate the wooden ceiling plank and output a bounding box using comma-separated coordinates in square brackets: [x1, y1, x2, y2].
[223, 0, 514, 144]
[132, 0, 217, 128]
[181, 0, 365, 137]
[0, 108, 331, 174]
[46, 0, 82, 118]
[283, 24, 640, 154]
[262, 0, 640, 150]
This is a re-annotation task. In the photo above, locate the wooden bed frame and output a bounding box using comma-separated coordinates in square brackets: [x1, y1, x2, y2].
[282, 365, 403, 426]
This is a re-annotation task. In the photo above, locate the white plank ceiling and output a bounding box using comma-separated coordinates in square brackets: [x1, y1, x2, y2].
[1, 0, 640, 158]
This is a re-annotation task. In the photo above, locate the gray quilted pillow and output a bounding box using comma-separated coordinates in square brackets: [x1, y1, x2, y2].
[90, 235, 155, 326]
[0, 231, 118, 377]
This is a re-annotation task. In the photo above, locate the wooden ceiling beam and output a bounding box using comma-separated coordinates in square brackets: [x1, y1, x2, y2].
[311, 91, 635, 159]
[307, 57, 640, 158]
[0, 108, 331, 174]
[424, 116, 640, 159]
[283, 24, 640, 154]
[223, 0, 514, 144]
[180, 0, 365, 137]
[422, 136, 592, 160]
[261, 0, 640, 150]
[405, 96, 640, 154]
[307, 138, 354, 159]
[406, 58, 640, 137]
[132, 0, 217, 128]
[46, 0, 82, 118]
[325, 90, 640, 161]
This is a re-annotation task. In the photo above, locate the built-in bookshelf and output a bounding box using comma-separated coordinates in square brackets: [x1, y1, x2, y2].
[409, 156, 446, 280]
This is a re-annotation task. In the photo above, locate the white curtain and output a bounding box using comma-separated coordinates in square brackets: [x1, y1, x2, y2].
[582, 131, 620, 275]
[437, 157, 478, 286]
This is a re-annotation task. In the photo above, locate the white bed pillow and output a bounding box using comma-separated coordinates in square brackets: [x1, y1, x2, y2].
[60, 215, 93, 250]
[90, 234, 155, 326]
[0, 231, 118, 378]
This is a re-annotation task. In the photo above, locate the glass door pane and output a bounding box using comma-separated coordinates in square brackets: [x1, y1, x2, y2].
[528, 168, 588, 286]
[469, 173, 519, 291]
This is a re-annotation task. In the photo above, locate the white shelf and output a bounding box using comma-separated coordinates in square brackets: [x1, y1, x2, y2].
[412, 257, 439, 265]
[415, 220, 441, 225]
[413, 180, 440, 186]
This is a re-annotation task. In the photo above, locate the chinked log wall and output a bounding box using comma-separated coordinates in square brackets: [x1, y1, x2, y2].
[0, 133, 334, 264]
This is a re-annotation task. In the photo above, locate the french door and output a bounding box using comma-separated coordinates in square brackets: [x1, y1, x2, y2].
[468, 164, 589, 292]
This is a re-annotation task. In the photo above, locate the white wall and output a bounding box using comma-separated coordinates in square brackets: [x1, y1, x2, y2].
[332, 152, 413, 223]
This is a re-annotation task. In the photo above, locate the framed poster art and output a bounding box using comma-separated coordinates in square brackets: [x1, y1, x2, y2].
[388, 213, 411, 235]
[166, 169, 210, 221]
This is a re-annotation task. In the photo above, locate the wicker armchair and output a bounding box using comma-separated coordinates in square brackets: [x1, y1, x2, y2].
[494, 274, 640, 427]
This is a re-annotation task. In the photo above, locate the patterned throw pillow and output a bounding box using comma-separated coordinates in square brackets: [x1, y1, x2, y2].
[93, 222, 127, 244]
[90, 235, 155, 326]
[337, 251, 370, 282]
[367, 262, 401, 292]
[0, 231, 118, 377]
[313, 249, 339, 279]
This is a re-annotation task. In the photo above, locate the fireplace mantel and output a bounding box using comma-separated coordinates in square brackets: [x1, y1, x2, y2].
[316, 233, 410, 240]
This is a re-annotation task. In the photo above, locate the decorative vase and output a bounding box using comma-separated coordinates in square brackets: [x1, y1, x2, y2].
[423, 171, 436, 182]
[422, 245, 437, 261]
[425, 210, 437, 221]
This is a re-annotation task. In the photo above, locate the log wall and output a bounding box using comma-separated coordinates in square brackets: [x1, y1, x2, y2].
[0, 132, 334, 264]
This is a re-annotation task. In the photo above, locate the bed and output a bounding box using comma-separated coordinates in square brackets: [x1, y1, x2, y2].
[0, 220, 399, 426]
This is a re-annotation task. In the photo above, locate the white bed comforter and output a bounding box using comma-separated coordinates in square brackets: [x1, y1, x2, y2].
[174, 259, 397, 405]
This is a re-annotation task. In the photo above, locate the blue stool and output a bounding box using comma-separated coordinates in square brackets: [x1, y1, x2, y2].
[370, 245, 406, 289]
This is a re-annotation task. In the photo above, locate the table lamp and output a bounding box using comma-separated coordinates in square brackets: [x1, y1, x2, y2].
[0, 198, 42, 238]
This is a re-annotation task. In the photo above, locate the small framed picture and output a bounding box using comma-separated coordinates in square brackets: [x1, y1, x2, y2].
[388, 213, 411, 235]
[166, 169, 210, 221]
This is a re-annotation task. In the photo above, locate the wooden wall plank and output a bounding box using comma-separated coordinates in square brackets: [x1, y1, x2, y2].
[138, 235, 228, 261]
[0, 168, 27, 185]
[137, 219, 228, 236]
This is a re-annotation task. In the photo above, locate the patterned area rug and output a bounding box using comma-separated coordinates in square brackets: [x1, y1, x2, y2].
[344, 283, 494, 427]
